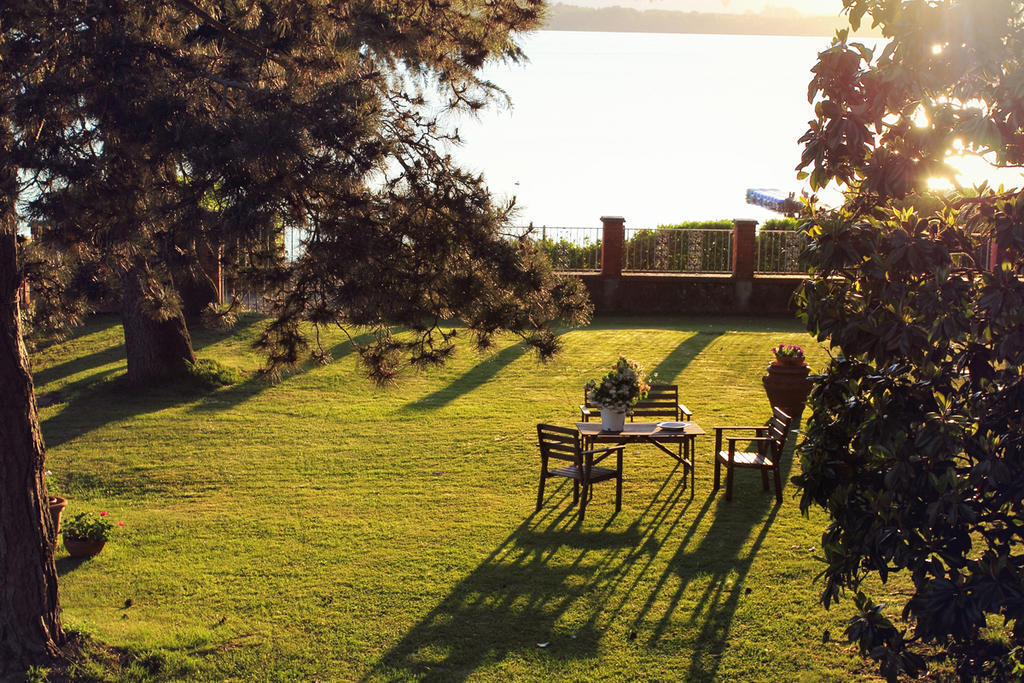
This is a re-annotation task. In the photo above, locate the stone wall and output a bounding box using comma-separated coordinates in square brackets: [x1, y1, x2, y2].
[578, 273, 805, 315]
[576, 216, 806, 315]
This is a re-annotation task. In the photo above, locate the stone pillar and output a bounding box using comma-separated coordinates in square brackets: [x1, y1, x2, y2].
[600, 216, 625, 277]
[732, 219, 757, 279]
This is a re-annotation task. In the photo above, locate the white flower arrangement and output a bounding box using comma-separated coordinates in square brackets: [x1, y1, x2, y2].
[585, 356, 650, 411]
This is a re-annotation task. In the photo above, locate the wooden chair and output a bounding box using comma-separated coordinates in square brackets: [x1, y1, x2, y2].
[580, 384, 693, 423]
[713, 406, 792, 503]
[630, 384, 693, 423]
[536, 424, 624, 521]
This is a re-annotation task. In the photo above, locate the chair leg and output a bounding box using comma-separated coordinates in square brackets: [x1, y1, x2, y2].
[578, 482, 589, 521]
[761, 468, 769, 491]
[773, 466, 783, 503]
[536, 472, 546, 511]
[573, 480, 580, 506]
[713, 456, 720, 491]
[725, 464, 734, 501]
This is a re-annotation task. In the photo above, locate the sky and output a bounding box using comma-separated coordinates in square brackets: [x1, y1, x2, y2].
[561, 0, 847, 15]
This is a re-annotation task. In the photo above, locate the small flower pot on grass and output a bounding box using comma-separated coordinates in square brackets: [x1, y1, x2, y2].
[64, 538, 106, 558]
[61, 510, 123, 559]
[48, 496, 67, 543]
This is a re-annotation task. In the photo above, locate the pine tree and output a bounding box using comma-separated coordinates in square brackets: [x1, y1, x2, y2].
[1, 0, 589, 672]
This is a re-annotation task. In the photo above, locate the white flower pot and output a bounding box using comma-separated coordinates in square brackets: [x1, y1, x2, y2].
[600, 407, 626, 432]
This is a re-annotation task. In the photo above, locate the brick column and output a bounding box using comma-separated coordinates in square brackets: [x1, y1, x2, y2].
[732, 219, 757, 279]
[600, 216, 625, 277]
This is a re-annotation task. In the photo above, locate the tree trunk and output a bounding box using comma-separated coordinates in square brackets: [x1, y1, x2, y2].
[175, 249, 221, 318]
[121, 260, 197, 385]
[0, 123, 64, 674]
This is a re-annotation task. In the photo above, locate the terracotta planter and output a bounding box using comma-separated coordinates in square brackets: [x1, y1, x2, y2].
[48, 497, 67, 544]
[762, 362, 812, 422]
[600, 407, 626, 432]
[63, 538, 106, 558]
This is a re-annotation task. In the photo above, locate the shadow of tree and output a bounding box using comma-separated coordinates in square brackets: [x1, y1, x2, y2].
[187, 331, 377, 414]
[404, 341, 532, 411]
[39, 319, 374, 449]
[33, 313, 265, 401]
[33, 344, 127, 392]
[649, 331, 721, 383]
[582, 315, 807, 335]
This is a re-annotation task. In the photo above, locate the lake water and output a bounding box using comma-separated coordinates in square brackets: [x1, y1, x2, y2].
[450, 30, 841, 228]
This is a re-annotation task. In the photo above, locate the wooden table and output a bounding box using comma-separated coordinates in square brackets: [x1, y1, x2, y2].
[576, 421, 705, 489]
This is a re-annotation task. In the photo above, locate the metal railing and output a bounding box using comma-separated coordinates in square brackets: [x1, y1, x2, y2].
[285, 226, 309, 263]
[756, 229, 805, 274]
[281, 223, 810, 274]
[623, 228, 733, 273]
[511, 226, 603, 271]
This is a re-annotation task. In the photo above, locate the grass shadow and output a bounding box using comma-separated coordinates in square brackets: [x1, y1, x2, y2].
[187, 312, 265, 351]
[40, 375, 220, 455]
[187, 331, 376, 414]
[630, 437, 796, 681]
[582, 315, 807, 335]
[39, 316, 374, 448]
[677, 500, 781, 681]
[55, 555, 93, 575]
[649, 330, 721, 383]
[405, 341, 531, 411]
[368, 465, 697, 680]
[364, 497, 603, 679]
[33, 344, 127, 394]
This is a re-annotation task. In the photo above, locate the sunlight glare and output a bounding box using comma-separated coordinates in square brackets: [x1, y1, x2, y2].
[927, 176, 954, 192]
[911, 104, 930, 128]
[943, 153, 1024, 192]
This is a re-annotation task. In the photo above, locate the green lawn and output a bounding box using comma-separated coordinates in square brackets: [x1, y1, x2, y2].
[36, 314, 881, 681]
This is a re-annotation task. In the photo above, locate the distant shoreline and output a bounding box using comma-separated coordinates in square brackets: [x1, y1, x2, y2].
[542, 4, 877, 37]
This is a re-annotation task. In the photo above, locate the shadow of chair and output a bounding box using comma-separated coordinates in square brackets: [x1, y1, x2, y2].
[536, 424, 623, 522]
[712, 406, 792, 503]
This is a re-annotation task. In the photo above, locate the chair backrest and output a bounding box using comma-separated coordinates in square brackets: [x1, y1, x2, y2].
[766, 406, 793, 455]
[537, 424, 581, 464]
[582, 388, 598, 414]
[630, 384, 681, 420]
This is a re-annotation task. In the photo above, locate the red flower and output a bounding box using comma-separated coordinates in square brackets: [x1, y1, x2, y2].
[99, 511, 109, 516]
[117, 521, 125, 527]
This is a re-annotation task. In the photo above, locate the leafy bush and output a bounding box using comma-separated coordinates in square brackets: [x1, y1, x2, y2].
[62, 511, 120, 543]
[793, 1, 1024, 678]
[653, 220, 733, 231]
[762, 217, 798, 231]
[534, 235, 601, 270]
[186, 358, 244, 388]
